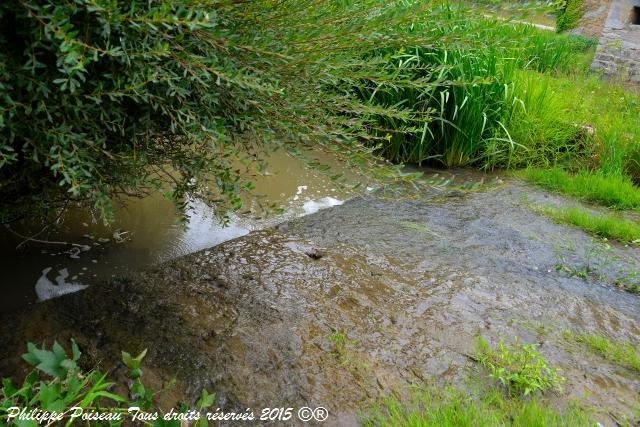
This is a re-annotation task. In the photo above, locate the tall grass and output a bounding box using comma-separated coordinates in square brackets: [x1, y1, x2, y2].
[485, 71, 592, 169]
[356, 9, 598, 168]
[355, 6, 640, 223]
[358, 46, 518, 166]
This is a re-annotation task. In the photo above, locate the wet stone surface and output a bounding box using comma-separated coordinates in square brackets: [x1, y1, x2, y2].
[1, 175, 639, 425]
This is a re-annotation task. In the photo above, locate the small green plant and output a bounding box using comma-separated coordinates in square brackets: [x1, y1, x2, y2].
[327, 330, 360, 361]
[0, 341, 215, 426]
[1, 340, 129, 426]
[613, 274, 640, 294]
[400, 221, 439, 236]
[555, 261, 593, 280]
[552, 239, 610, 282]
[475, 337, 565, 396]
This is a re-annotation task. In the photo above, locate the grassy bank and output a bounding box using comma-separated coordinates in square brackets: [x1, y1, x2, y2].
[521, 168, 640, 211]
[357, 15, 598, 168]
[537, 205, 640, 243]
[576, 334, 640, 372]
[365, 387, 593, 427]
[357, 3, 640, 236]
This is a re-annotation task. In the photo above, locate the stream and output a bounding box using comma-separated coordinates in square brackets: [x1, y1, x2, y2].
[1, 164, 639, 425]
[0, 150, 361, 312]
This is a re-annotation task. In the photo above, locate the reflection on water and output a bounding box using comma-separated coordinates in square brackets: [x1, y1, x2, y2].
[0, 150, 362, 312]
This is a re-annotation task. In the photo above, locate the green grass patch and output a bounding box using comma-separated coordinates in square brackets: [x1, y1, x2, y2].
[521, 167, 640, 211]
[576, 334, 640, 372]
[537, 205, 640, 243]
[514, 72, 640, 179]
[364, 386, 594, 427]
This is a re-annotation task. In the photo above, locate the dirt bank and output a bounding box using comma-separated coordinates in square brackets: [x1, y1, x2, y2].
[1, 174, 639, 425]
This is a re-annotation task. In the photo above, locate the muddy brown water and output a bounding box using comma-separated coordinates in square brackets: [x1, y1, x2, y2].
[0, 150, 359, 312]
[1, 170, 640, 426]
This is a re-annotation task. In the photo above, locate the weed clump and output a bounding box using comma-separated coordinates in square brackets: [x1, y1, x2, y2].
[475, 336, 565, 397]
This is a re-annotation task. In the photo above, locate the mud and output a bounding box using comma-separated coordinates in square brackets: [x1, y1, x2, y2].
[1, 173, 639, 426]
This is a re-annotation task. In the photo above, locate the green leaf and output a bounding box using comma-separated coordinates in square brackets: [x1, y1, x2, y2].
[121, 351, 135, 370]
[71, 339, 81, 361]
[53, 341, 67, 360]
[90, 391, 127, 403]
[22, 343, 39, 366]
[2, 377, 16, 397]
[196, 389, 216, 410]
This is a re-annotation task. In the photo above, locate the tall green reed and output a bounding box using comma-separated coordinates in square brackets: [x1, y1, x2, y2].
[354, 10, 597, 169]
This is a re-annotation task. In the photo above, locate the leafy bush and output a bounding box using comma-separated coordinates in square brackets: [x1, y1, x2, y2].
[475, 336, 565, 396]
[0, 1, 272, 222]
[0, 340, 214, 426]
[0, 0, 435, 223]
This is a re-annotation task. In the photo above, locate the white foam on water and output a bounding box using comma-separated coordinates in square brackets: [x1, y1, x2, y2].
[302, 197, 344, 215]
[35, 267, 88, 302]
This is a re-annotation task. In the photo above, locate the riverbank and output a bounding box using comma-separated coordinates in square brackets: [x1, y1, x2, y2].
[1, 172, 639, 425]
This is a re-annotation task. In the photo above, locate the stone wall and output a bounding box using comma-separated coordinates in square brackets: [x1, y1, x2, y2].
[590, 0, 640, 84]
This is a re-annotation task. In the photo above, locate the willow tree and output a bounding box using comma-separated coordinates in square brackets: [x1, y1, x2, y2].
[0, 0, 436, 224]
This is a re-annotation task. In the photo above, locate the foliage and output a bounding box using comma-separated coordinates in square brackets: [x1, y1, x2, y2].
[364, 386, 594, 427]
[0, 340, 215, 426]
[556, 0, 585, 33]
[0, 0, 437, 224]
[356, 8, 596, 168]
[475, 336, 565, 397]
[0, 0, 635, 236]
